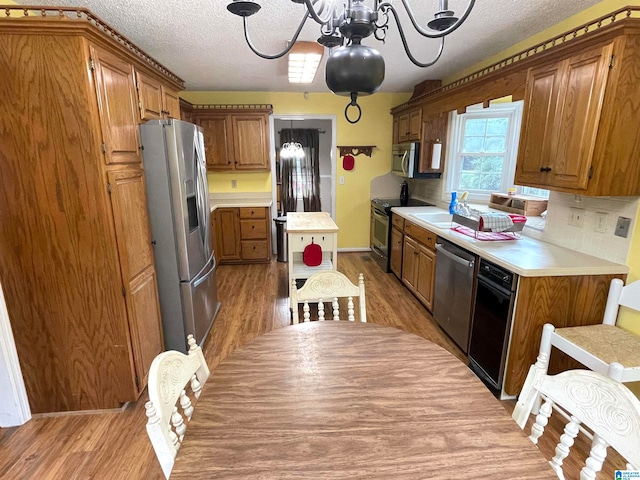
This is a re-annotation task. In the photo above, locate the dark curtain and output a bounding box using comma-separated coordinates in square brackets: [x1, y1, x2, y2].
[279, 128, 321, 213]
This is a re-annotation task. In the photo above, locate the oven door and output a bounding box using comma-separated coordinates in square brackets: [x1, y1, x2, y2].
[370, 206, 389, 263]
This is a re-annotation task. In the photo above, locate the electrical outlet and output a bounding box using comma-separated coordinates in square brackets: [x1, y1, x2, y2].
[594, 212, 607, 233]
[568, 207, 584, 227]
[231, 179, 237, 189]
[615, 216, 631, 238]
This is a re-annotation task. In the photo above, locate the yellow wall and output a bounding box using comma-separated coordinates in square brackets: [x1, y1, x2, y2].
[183, 91, 411, 249]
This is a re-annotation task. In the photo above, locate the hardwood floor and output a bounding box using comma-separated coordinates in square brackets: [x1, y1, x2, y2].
[0, 253, 626, 479]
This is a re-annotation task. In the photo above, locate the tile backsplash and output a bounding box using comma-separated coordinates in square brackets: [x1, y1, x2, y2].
[524, 192, 638, 264]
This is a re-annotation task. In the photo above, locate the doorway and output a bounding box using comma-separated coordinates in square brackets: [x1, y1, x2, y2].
[269, 115, 336, 251]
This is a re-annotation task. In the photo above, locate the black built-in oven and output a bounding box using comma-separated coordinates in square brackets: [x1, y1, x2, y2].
[468, 259, 518, 398]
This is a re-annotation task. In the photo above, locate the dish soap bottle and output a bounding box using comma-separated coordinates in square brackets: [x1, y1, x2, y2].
[400, 181, 409, 206]
[449, 191, 458, 214]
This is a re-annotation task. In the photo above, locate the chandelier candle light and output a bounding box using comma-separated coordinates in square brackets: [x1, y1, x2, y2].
[227, 0, 475, 123]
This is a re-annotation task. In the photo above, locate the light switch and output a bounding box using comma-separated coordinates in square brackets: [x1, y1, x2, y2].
[231, 179, 237, 188]
[339, 176, 345, 185]
[568, 207, 584, 227]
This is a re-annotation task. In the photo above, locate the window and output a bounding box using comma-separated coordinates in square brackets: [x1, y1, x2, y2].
[444, 101, 547, 202]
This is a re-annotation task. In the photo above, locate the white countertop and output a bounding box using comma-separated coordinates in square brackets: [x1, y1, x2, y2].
[209, 192, 272, 211]
[392, 206, 629, 278]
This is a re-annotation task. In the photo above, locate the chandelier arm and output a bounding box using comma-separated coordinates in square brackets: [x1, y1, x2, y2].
[390, 6, 446, 68]
[302, 0, 339, 26]
[378, 0, 475, 38]
[241, 11, 309, 59]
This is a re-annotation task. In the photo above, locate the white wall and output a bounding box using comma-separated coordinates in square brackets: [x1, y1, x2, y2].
[0, 279, 31, 427]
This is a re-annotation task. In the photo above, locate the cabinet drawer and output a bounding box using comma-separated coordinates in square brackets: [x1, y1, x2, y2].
[404, 222, 436, 250]
[239, 207, 266, 219]
[240, 219, 267, 239]
[288, 233, 334, 251]
[392, 214, 405, 230]
[241, 240, 269, 260]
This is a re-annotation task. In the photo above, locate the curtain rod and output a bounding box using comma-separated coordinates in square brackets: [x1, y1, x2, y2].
[277, 129, 326, 134]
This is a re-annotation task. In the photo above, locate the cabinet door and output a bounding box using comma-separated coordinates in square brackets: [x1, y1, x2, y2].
[408, 109, 422, 140]
[91, 45, 141, 165]
[214, 208, 241, 261]
[162, 86, 181, 119]
[392, 117, 399, 144]
[107, 169, 163, 393]
[398, 113, 410, 143]
[549, 43, 612, 190]
[135, 71, 163, 121]
[515, 62, 561, 186]
[232, 114, 269, 170]
[197, 115, 233, 170]
[390, 226, 404, 278]
[401, 236, 418, 291]
[415, 246, 435, 311]
[419, 112, 448, 173]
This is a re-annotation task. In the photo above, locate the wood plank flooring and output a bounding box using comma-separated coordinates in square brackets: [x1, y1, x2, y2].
[0, 252, 625, 479]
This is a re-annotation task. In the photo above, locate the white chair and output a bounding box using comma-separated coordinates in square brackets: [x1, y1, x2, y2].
[145, 334, 210, 479]
[512, 363, 640, 479]
[291, 271, 366, 324]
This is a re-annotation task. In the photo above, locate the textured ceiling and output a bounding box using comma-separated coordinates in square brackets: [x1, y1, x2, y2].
[16, 0, 603, 93]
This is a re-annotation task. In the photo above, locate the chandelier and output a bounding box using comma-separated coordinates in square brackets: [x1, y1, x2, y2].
[280, 121, 305, 159]
[227, 0, 475, 123]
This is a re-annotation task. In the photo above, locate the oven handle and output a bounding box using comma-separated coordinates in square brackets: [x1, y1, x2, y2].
[476, 274, 513, 299]
[435, 243, 475, 268]
[372, 208, 389, 222]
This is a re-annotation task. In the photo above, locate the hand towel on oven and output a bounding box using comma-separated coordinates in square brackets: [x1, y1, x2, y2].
[479, 213, 514, 232]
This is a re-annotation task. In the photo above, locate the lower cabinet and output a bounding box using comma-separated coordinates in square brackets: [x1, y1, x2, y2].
[213, 206, 271, 264]
[390, 214, 405, 278]
[401, 222, 437, 311]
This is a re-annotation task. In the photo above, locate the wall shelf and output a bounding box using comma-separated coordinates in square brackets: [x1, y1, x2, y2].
[338, 146, 375, 157]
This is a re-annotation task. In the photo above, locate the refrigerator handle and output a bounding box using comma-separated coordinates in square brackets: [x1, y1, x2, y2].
[194, 130, 211, 256]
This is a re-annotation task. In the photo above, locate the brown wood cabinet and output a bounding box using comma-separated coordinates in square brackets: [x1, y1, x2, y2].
[401, 221, 437, 311]
[515, 43, 612, 191]
[389, 214, 405, 278]
[0, 9, 184, 413]
[396, 108, 422, 143]
[419, 112, 448, 174]
[213, 207, 271, 264]
[192, 107, 272, 171]
[136, 71, 181, 121]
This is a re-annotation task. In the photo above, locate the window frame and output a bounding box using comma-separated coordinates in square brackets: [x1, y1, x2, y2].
[444, 101, 525, 203]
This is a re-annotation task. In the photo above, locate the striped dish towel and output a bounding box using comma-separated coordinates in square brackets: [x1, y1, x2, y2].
[479, 213, 514, 232]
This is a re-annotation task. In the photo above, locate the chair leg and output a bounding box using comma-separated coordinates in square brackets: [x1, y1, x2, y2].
[513, 323, 554, 428]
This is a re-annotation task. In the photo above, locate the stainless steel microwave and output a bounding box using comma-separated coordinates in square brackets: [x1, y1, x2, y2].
[391, 142, 441, 179]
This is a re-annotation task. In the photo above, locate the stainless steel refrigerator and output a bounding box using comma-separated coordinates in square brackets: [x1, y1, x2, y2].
[140, 119, 220, 353]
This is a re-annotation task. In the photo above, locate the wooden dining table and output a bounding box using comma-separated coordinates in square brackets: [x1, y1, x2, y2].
[170, 321, 555, 479]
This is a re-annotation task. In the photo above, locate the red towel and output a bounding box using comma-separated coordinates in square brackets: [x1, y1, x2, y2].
[303, 241, 322, 267]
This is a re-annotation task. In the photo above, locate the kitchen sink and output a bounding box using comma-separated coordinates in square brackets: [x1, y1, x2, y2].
[411, 212, 454, 227]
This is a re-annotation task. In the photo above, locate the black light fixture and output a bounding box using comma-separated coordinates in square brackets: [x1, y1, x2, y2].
[227, 0, 475, 124]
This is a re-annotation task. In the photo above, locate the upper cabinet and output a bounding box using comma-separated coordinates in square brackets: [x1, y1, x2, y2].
[136, 71, 181, 121]
[396, 108, 422, 143]
[191, 105, 272, 171]
[419, 112, 448, 174]
[515, 42, 614, 193]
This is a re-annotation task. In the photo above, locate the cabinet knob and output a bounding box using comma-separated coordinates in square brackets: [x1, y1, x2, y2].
[539, 166, 552, 172]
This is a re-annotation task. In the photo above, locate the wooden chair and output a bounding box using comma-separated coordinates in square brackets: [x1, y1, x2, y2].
[291, 271, 366, 324]
[145, 334, 210, 479]
[512, 363, 640, 479]
[516, 278, 640, 416]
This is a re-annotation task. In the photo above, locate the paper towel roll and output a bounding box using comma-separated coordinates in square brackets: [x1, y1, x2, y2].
[431, 143, 442, 169]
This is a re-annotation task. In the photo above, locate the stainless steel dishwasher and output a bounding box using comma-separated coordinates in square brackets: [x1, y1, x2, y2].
[433, 238, 478, 353]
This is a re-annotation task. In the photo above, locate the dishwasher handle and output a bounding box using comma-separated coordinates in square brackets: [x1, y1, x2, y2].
[435, 243, 475, 268]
